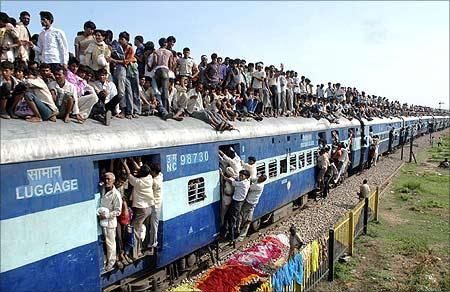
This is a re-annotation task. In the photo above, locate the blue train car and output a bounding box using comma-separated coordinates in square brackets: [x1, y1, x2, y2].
[1, 114, 445, 291]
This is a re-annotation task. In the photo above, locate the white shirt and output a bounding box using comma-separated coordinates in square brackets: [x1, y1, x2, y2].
[48, 80, 79, 114]
[293, 77, 300, 94]
[242, 162, 257, 180]
[325, 87, 334, 99]
[339, 148, 349, 164]
[187, 88, 203, 110]
[34, 26, 69, 65]
[252, 70, 266, 89]
[93, 80, 118, 104]
[245, 182, 265, 205]
[128, 174, 154, 208]
[231, 178, 250, 201]
[220, 154, 242, 178]
[100, 186, 122, 229]
[278, 75, 287, 91]
[176, 57, 196, 77]
[152, 173, 163, 208]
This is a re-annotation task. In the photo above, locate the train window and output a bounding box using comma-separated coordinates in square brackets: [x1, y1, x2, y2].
[287, 136, 291, 142]
[313, 149, 319, 165]
[298, 153, 305, 168]
[188, 178, 206, 204]
[306, 151, 313, 166]
[289, 154, 297, 171]
[256, 163, 266, 177]
[268, 160, 277, 178]
[280, 158, 288, 174]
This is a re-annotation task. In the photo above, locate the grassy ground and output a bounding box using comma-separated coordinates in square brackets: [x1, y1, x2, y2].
[317, 134, 449, 292]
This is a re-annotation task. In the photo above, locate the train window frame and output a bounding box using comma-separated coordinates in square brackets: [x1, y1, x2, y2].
[188, 177, 206, 205]
[298, 152, 305, 168]
[306, 151, 313, 166]
[280, 158, 288, 175]
[268, 160, 277, 178]
[256, 162, 266, 177]
[289, 154, 297, 171]
[313, 149, 319, 165]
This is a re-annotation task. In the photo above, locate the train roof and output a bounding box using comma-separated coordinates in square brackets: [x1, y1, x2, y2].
[0, 116, 363, 164]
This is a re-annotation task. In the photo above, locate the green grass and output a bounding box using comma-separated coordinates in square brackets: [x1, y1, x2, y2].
[334, 259, 357, 282]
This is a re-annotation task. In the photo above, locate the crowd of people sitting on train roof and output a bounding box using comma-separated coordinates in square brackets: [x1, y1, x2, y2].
[98, 157, 163, 272]
[0, 11, 447, 130]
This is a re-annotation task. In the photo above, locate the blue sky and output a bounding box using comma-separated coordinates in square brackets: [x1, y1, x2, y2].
[2, 1, 449, 108]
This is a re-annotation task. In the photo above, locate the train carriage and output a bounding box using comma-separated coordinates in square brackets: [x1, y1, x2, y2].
[0, 114, 447, 291]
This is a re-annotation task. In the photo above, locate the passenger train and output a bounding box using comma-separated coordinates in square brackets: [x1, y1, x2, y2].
[0, 114, 448, 291]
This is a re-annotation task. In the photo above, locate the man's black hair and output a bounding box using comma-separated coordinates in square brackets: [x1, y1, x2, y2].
[51, 64, 64, 74]
[211, 53, 218, 60]
[167, 35, 176, 43]
[94, 29, 106, 37]
[68, 56, 79, 66]
[183, 47, 190, 52]
[0, 12, 9, 23]
[83, 20, 96, 30]
[248, 156, 256, 163]
[96, 68, 108, 77]
[1, 61, 14, 70]
[158, 37, 167, 47]
[363, 179, 368, 184]
[118, 31, 130, 42]
[39, 11, 54, 23]
[20, 11, 30, 18]
[139, 165, 151, 177]
[134, 35, 144, 43]
[9, 17, 16, 26]
[144, 41, 155, 51]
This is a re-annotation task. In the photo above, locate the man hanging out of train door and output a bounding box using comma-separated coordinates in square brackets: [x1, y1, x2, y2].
[220, 170, 250, 240]
[98, 172, 122, 272]
[218, 148, 242, 225]
[236, 174, 267, 241]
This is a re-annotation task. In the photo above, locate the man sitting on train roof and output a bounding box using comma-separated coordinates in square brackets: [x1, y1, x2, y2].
[47, 65, 80, 123]
[21, 67, 59, 122]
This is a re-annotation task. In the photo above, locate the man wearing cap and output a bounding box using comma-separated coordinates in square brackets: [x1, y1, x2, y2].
[99, 172, 122, 272]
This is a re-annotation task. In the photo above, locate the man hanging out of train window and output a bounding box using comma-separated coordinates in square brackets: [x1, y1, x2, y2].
[98, 172, 122, 272]
[121, 159, 154, 258]
[220, 169, 251, 240]
[236, 173, 267, 241]
[146, 163, 163, 255]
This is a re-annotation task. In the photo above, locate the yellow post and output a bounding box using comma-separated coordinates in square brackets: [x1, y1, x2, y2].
[348, 211, 354, 256]
[375, 186, 379, 222]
